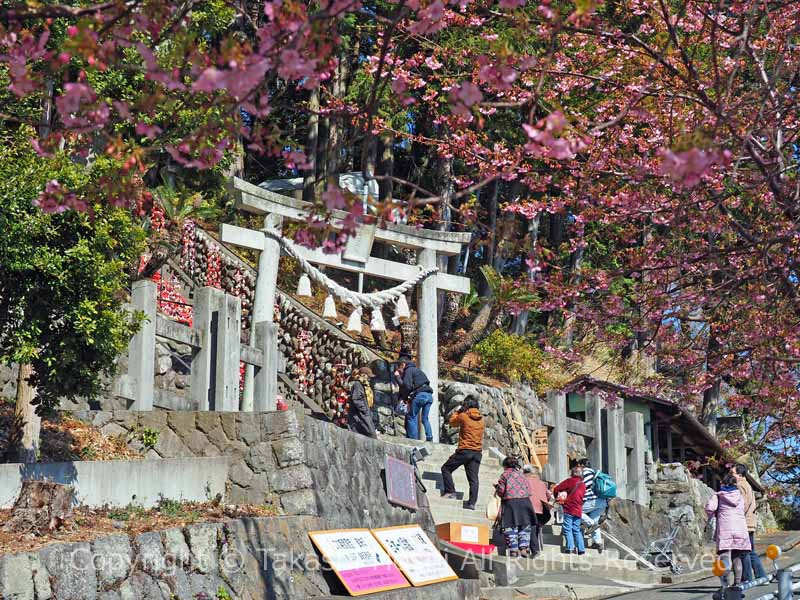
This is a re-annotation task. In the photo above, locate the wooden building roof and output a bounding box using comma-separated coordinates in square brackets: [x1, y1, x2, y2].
[565, 376, 764, 493]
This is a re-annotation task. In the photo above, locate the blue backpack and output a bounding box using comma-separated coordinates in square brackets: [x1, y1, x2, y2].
[593, 472, 617, 499]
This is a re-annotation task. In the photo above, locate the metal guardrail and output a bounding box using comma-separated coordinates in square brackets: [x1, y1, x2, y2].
[717, 550, 800, 600]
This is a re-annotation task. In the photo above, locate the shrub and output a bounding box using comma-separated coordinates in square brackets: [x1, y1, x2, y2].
[474, 330, 552, 392]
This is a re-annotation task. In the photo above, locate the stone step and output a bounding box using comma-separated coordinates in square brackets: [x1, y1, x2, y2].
[418, 464, 502, 477]
[428, 507, 492, 525]
[536, 544, 621, 561]
[418, 456, 503, 469]
[419, 469, 502, 487]
[506, 552, 641, 573]
[428, 486, 491, 511]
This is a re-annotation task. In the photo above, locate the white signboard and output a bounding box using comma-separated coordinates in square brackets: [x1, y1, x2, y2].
[460, 525, 480, 544]
[308, 529, 409, 596]
[372, 525, 459, 586]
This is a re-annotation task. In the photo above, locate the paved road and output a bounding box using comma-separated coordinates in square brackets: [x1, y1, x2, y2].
[609, 544, 800, 600]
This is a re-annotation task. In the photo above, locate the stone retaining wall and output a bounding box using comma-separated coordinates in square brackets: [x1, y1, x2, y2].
[72, 410, 318, 514]
[646, 462, 777, 538]
[0, 515, 480, 600]
[1, 413, 476, 599]
[437, 380, 585, 458]
[647, 462, 715, 543]
[70, 410, 437, 536]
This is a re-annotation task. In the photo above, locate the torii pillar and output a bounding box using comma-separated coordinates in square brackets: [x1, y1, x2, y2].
[417, 248, 439, 441]
[241, 214, 282, 411]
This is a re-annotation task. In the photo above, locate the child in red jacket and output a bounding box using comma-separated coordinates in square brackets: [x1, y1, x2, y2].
[554, 466, 587, 554]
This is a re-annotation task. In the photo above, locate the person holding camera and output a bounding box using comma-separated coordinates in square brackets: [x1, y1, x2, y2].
[440, 396, 485, 510]
[395, 359, 434, 441]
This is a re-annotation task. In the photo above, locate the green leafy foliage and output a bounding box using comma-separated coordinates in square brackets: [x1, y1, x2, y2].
[474, 330, 552, 392]
[140, 427, 160, 450]
[0, 127, 146, 411]
[156, 496, 199, 521]
[107, 502, 147, 522]
[216, 587, 233, 600]
[479, 265, 537, 308]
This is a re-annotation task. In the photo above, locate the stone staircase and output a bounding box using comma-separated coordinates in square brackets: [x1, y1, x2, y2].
[383, 437, 659, 583]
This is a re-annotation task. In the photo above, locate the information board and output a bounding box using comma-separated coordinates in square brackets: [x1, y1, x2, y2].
[308, 529, 410, 596]
[385, 455, 418, 510]
[372, 525, 459, 586]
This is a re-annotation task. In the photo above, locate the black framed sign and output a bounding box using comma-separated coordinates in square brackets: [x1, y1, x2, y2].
[385, 455, 418, 510]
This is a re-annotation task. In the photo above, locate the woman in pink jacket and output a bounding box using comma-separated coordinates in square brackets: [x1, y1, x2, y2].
[705, 474, 752, 584]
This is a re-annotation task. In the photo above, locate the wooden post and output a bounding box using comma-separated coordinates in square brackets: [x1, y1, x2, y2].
[585, 389, 603, 470]
[417, 247, 439, 442]
[544, 391, 568, 483]
[215, 293, 241, 411]
[191, 287, 224, 410]
[130, 279, 156, 410]
[667, 422, 674, 462]
[625, 412, 649, 505]
[607, 396, 627, 499]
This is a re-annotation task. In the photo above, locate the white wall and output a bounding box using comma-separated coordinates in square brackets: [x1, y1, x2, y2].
[0, 457, 229, 508]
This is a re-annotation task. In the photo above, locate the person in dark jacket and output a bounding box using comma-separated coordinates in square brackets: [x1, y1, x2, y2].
[554, 466, 587, 554]
[395, 360, 434, 441]
[347, 367, 377, 438]
[441, 397, 485, 510]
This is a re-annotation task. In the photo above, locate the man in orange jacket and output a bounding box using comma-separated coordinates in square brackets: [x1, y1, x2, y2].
[440, 396, 485, 510]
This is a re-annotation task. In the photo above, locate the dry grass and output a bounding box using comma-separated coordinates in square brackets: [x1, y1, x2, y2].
[0, 404, 140, 463]
[0, 499, 281, 555]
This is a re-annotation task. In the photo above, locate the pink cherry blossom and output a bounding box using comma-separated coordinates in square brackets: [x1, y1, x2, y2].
[322, 187, 348, 210]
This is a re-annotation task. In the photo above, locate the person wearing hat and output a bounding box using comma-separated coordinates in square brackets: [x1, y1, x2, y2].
[347, 366, 377, 438]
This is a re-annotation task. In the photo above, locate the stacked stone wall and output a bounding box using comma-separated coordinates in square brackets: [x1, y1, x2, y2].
[0, 515, 479, 600]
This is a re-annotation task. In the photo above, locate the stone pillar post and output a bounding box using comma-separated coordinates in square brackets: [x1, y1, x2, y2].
[243, 214, 282, 411]
[130, 279, 156, 410]
[625, 412, 649, 505]
[544, 391, 568, 483]
[585, 390, 603, 471]
[417, 247, 439, 442]
[215, 293, 242, 411]
[607, 396, 627, 499]
[254, 321, 279, 412]
[191, 287, 224, 410]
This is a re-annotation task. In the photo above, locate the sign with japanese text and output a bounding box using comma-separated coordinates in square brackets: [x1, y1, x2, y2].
[308, 529, 410, 596]
[372, 525, 459, 586]
[385, 455, 418, 510]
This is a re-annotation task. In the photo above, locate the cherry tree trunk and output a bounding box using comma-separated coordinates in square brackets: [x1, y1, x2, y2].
[512, 212, 542, 335]
[303, 86, 319, 204]
[561, 243, 585, 348]
[12, 363, 41, 464]
[442, 301, 503, 362]
[378, 134, 394, 203]
[3, 480, 74, 534]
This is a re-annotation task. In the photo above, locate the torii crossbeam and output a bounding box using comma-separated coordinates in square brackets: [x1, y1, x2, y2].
[222, 177, 472, 442]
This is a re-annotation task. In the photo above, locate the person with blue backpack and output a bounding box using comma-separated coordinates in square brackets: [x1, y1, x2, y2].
[578, 458, 616, 552]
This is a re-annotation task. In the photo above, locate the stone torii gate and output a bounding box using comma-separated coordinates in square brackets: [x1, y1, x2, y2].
[222, 177, 471, 442]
